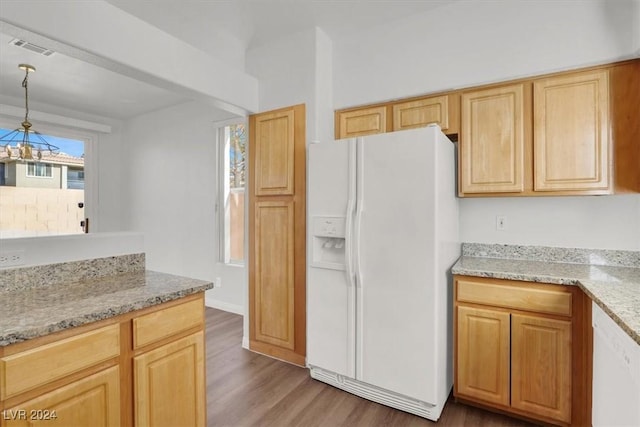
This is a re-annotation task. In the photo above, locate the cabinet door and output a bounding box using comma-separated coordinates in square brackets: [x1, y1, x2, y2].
[392, 95, 449, 132]
[134, 332, 205, 427]
[252, 109, 295, 196]
[4, 366, 120, 427]
[337, 106, 387, 139]
[460, 84, 526, 194]
[533, 70, 610, 192]
[249, 104, 306, 366]
[511, 314, 571, 423]
[456, 306, 510, 406]
[252, 200, 295, 351]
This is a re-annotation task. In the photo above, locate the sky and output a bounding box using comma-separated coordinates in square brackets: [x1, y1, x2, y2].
[0, 127, 84, 157]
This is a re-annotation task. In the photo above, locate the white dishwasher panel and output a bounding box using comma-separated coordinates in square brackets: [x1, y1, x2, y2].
[592, 302, 640, 427]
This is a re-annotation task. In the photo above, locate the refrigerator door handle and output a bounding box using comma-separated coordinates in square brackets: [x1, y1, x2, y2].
[354, 139, 364, 288]
[345, 139, 357, 288]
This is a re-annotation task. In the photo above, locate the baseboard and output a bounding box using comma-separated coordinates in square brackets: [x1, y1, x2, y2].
[242, 336, 249, 349]
[204, 296, 244, 315]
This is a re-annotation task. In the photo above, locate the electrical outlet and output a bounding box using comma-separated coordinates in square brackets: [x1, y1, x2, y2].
[496, 215, 507, 231]
[0, 250, 26, 268]
[215, 277, 222, 288]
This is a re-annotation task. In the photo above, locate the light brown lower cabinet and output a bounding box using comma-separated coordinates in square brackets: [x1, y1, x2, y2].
[134, 332, 205, 427]
[3, 366, 121, 427]
[454, 275, 591, 426]
[456, 306, 511, 407]
[0, 293, 206, 427]
[510, 314, 572, 422]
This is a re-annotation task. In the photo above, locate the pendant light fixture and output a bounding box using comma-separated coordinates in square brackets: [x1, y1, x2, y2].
[0, 64, 59, 161]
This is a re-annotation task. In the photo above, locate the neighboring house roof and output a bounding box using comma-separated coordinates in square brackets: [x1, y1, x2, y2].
[0, 147, 84, 167]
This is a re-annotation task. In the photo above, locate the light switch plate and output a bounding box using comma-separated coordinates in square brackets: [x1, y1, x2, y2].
[496, 216, 507, 231]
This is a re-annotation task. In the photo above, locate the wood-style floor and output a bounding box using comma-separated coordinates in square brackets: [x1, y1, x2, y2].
[205, 308, 536, 427]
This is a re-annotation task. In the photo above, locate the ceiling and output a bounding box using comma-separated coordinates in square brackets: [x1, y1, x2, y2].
[0, 1, 454, 121]
[0, 32, 190, 121]
[104, 0, 455, 51]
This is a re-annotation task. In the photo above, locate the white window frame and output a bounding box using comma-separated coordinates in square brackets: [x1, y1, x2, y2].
[0, 116, 99, 237]
[215, 118, 247, 266]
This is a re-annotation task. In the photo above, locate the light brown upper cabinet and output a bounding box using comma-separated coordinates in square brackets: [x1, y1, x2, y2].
[335, 93, 459, 139]
[458, 60, 640, 197]
[609, 60, 640, 193]
[334, 59, 639, 196]
[248, 104, 306, 367]
[392, 95, 452, 132]
[459, 84, 528, 194]
[533, 70, 610, 192]
[336, 105, 387, 139]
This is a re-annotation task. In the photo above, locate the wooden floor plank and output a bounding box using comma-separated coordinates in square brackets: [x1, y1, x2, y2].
[205, 308, 535, 426]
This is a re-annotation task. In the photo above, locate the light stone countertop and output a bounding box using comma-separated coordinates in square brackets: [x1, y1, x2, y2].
[0, 270, 213, 347]
[452, 254, 640, 346]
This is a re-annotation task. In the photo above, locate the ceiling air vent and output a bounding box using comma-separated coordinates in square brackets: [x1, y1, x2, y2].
[9, 39, 56, 57]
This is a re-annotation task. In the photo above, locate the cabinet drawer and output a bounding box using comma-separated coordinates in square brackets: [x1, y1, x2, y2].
[0, 324, 120, 400]
[133, 298, 203, 349]
[456, 277, 572, 316]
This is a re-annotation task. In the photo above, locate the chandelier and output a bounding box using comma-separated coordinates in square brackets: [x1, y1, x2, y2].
[1, 64, 59, 161]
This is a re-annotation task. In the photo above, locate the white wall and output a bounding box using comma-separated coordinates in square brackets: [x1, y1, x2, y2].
[460, 195, 640, 251]
[0, 232, 144, 267]
[120, 101, 245, 309]
[314, 29, 334, 145]
[246, 27, 334, 144]
[96, 122, 128, 232]
[334, 0, 638, 108]
[332, 0, 640, 251]
[247, 28, 317, 138]
[104, 0, 247, 71]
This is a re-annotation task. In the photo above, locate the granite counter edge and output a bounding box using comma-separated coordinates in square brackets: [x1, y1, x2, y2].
[0, 283, 213, 347]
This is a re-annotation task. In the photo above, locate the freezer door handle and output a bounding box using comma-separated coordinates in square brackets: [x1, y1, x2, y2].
[345, 140, 357, 288]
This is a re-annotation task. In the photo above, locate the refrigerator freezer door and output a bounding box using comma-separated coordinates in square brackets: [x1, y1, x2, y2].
[307, 140, 357, 378]
[355, 127, 446, 404]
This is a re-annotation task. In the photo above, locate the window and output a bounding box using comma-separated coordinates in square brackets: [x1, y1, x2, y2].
[218, 122, 247, 264]
[67, 168, 85, 189]
[26, 162, 53, 177]
[0, 125, 90, 238]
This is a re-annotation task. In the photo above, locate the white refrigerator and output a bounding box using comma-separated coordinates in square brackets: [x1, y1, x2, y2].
[307, 125, 459, 421]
